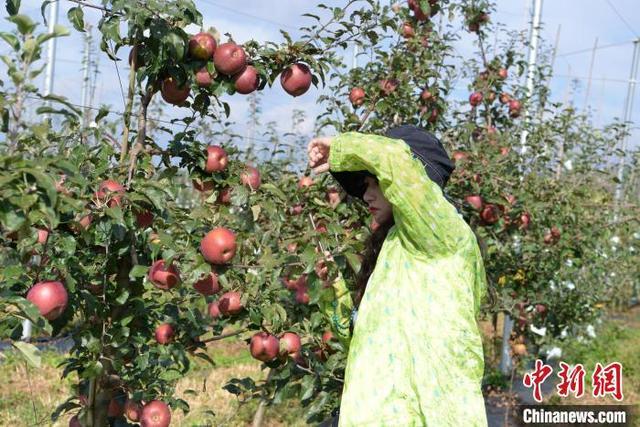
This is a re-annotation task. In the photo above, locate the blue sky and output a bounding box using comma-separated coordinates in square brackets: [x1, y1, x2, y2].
[2, 0, 639, 148]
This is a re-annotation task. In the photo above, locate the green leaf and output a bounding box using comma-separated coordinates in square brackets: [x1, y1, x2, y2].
[67, 7, 85, 32]
[94, 105, 109, 122]
[251, 204, 261, 221]
[40, 0, 53, 24]
[261, 183, 286, 201]
[7, 14, 37, 35]
[0, 32, 19, 50]
[12, 341, 41, 367]
[41, 94, 81, 114]
[5, 0, 20, 16]
[36, 24, 70, 46]
[129, 265, 149, 278]
[344, 252, 361, 274]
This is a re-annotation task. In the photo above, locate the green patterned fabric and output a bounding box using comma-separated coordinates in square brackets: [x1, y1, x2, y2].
[325, 132, 488, 426]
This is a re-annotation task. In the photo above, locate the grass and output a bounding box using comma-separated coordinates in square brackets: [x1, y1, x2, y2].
[545, 306, 640, 406]
[0, 334, 309, 427]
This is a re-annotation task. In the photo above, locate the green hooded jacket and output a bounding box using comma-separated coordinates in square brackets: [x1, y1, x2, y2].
[319, 132, 488, 426]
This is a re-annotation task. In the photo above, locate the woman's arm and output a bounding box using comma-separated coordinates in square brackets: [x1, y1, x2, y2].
[328, 132, 469, 256]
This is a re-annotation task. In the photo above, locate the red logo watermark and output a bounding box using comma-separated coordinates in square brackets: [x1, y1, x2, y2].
[522, 360, 624, 402]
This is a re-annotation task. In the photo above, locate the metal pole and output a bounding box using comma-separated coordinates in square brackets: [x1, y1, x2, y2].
[501, 0, 544, 377]
[81, 26, 92, 127]
[537, 24, 561, 120]
[583, 37, 599, 110]
[43, 0, 59, 100]
[613, 38, 640, 221]
[539, 24, 561, 159]
[518, 0, 544, 158]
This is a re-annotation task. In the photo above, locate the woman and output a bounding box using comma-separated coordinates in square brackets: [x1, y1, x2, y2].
[309, 125, 488, 426]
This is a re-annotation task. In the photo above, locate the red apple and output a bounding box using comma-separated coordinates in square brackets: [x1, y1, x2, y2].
[326, 188, 341, 208]
[280, 63, 312, 97]
[535, 304, 547, 316]
[481, 204, 500, 224]
[218, 291, 243, 315]
[96, 179, 125, 207]
[125, 399, 143, 422]
[486, 91, 496, 103]
[349, 87, 365, 106]
[512, 343, 527, 356]
[279, 332, 301, 355]
[195, 67, 213, 88]
[427, 108, 439, 123]
[505, 194, 517, 205]
[286, 242, 298, 253]
[108, 398, 124, 417]
[508, 99, 522, 117]
[451, 151, 468, 163]
[465, 195, 483, 211]
[148, 260, 181, 290]
[291, 350, 308, 367]
[379, 78, 399, 96]
[314, 347, 328, 362]
[401, 22, 415, 38]
[36, 228, 49, 244]
[155, 323, 174, 345]
[128, 45, 145, 70]
[500, 146, 510, 156]
[298, 176, 313, 189]
[468, 22, 480, 33]
[240, 165, 261, 190]
[315, 223, 327, 233]
[213, 42, 247, 76]
[544, 232, 554, 244]
[217, 187, 232, 204]
[550, 226, 561, 239]
[498, 68, 508, 79]
[519, 212, 531, 230]
[200, 227, 237, 264]
[141, 400, 171, 427]
[290, 204, 304, 215]
[408, 0, 428, 21]
[499, 92, 511, 104]
[233, 65, 259, 94]
[250, 332, 280, 362]
[193, 272, 220, 295]
[208, 301, 221, 319]
[420, 88, 433, 101]
[189, 32, 217, 60]
[26, 281, 68, 321]
[469, 91, 483, 107]
[204, 145, 228, 173]
[295, 287, 310, 304]
[160, 77, 190, 105]
[135, 210, 154, 228]
[282, 274, 307, 291]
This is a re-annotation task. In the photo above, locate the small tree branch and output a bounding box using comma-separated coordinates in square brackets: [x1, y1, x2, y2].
[199, 327, 250, 344]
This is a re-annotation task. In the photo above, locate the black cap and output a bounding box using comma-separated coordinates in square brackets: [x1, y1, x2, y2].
[330, 125, 455, 200]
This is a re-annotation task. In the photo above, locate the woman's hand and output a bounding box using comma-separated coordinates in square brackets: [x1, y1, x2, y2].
[307, 137, 333, 174]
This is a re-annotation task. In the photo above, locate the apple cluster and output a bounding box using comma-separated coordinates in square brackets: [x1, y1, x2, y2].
[148, 31, 314, 107]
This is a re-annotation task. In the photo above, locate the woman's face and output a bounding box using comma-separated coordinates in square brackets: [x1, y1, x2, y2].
[363, 176, 393, 225]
